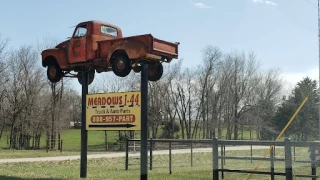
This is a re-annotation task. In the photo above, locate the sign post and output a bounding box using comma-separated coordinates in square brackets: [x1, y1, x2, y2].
[80, 70, 88, 178]
[140, 63, 148, 180]
[80, 64, 147, 179]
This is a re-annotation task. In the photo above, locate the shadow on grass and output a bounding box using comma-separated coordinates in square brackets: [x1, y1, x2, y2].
[0, 176, 64, 180]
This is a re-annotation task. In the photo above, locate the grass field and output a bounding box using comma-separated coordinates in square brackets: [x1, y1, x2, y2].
[0, 122, 314, 179]
[0, 147, 315, 180]
[0, 129, 122, 159]
[0, 129, 121, 150]
[0, 125, 258, 149]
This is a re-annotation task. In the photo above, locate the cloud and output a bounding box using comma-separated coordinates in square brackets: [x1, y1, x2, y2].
[252, 0, 277, 5]
[265, 1, 277, 5]
[194, 2, 212, 9]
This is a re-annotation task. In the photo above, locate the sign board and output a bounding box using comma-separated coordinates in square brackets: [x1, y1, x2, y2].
[86, 91, 141, 131]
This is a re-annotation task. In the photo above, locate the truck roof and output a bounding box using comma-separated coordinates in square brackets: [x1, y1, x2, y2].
[78, 20, 121, 30]
[77, 20, 122, 37]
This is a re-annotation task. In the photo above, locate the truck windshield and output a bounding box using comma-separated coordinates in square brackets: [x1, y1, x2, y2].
[74, 25, 87, 37]
[101, 25, 117, 36]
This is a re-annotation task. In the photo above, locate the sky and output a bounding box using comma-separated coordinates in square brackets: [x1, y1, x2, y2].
[0, 0, 319, 94]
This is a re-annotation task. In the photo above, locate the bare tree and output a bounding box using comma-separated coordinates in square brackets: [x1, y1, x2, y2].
[195, 46, 222, 139]
[250, 68, 283, 140]
[2, 45, 47, 149]
[174, 67, 196, 139]
[0, 34, 9, 141]
[226, 51, 260, 140]
[35, 35, 68, 149]
[159, 60, 182, 138]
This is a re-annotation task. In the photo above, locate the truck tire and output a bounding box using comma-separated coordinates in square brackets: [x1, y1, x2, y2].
[112, 55, 132, 77]
[47, 62, 62, 83]
[148, 62, 163, 81]
[77, 71, 95, 85]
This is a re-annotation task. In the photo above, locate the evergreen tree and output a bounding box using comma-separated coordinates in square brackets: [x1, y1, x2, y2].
[272, 77, 319, 140]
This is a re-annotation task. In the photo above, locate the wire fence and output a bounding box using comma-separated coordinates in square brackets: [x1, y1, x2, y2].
[125, 138, 319, 180]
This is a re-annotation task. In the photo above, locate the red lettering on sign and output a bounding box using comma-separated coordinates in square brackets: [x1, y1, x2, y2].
[91, 115, 135, 123]
[87, 94, 139, 106]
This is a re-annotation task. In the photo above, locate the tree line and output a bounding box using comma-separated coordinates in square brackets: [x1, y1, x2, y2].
[0, 35, 81, 149]
[0, 34, 318, 150]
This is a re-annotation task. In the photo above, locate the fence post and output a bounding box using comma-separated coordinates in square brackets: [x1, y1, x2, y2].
[273, 138, 276, 157]
[46, 138, 49, 153]
[284, 138, 292, 180]
[191, 141, 193, 167]
[60, 140, 63, 153]
[250, 144, 253, 163]
[150, 138, 153, 170]
[270, 146, 274, 180]
[212, 137, 219, 180]
[169, 141, 172, 174]
[310, 143, 316, 180]
[223, 145, 226, 165]
[293, 145, 296, 162]
[220, 142, 224, 179]
[125, 138, 129, 170]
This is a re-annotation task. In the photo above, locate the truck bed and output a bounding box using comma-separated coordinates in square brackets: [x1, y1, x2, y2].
[97, 34, 178, 62]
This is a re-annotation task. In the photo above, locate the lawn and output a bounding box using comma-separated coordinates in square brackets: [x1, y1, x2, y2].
[0, 129, 123, 151]
[0, 129, 124, 159]
[0, 147, 315, 180]
[0, 125, 258, 152]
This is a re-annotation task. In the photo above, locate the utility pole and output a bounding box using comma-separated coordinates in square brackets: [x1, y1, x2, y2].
[318, 0, 320, 139]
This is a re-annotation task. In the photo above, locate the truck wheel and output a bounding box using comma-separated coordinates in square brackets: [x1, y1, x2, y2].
[112, 55, 132, 77]
[148, 63, 163, 81]
[77, 71, 95, 85]
[47, 63, 62, 83]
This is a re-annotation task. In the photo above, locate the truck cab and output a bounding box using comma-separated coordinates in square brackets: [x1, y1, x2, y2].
[42, 20, 179, 84]
[65, 21, 122, 63]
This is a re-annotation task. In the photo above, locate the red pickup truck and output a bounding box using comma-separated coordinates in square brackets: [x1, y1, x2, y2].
[41, 20, 179, 84]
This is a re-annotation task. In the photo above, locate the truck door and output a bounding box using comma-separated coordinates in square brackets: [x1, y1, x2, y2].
[68, 24, 87, 63]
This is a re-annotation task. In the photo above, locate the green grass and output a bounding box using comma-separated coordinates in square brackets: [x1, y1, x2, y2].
[61, 129, 118, 150]
[0, 149, 117, 159]
[0, 129, 124, 159]
[0, 129, 123, 150]
[0, 125, 258, 150]
[0, 147, 314, 180]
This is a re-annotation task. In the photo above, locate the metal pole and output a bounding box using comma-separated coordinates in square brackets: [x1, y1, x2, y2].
[250, 144, 253, 163]
[270, 146, 274, 180]
[311, 143, 316, 180]
[60, 140, 63, 153]
[318, 0, 320, 140]
[221, 143, 224, 179]
[150, 138, 153, 170]
[284, 138, 292, 180]
[190, 142, 193, 167]
[212, 138, 219, 180]
[80, 70, 88, 178]
[140, 63, 148, 180]
[169, 141, 172, 174]
[125, 138, 129, 170]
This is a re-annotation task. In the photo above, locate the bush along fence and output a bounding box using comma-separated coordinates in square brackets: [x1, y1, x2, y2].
[125, 138, 319, 180]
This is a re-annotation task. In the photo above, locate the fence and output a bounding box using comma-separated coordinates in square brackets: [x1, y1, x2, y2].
[46, 139, 63, 153]
[44, 138, 127, 153]
[125, 138, 319, 180]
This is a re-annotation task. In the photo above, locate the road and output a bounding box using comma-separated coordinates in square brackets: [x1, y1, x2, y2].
[0, 145, 278, 163]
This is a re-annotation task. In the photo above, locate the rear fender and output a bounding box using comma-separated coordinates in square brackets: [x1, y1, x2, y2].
[107, 40, 148, 62]
[42, 48, 68, 69]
